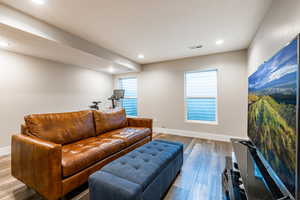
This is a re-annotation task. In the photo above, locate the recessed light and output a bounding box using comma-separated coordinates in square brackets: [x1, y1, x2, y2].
[138, 54, 145, 59]
[32, 0, 46, 5]
[108, 67, 115, 73]
[216, 40, 224, 45]
[0, 41, 9, 48]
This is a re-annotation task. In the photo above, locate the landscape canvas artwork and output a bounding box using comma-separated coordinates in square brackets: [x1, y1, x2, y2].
[248, 38, 298, 196]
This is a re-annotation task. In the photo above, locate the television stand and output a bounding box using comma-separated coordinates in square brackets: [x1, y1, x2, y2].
[222, 139, 292, 200]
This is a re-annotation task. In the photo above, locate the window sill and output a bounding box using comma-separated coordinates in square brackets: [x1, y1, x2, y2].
[185, 120, 218, 125]
[127, 115, 137, 118]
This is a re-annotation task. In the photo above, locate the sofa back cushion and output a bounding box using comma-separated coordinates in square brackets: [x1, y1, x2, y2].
[93, 109, 128, 134]
[24, 110, 96, 144]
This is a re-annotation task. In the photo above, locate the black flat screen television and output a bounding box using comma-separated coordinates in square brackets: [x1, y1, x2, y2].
[248, 35, 299, 199]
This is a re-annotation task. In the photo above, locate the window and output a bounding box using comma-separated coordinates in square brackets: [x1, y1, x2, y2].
[119, 77, 138, 116]
[185, 69, 218, 123]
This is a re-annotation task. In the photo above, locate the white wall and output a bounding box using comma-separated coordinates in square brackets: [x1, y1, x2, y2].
[248, 0, 300, 76]
[0, 50, 113, 148]
[115, 50, 248, 138]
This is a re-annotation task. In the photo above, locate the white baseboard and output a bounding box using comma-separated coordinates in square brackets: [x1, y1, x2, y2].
[154, 127, 248, 142]
[0, 146, 11, 156]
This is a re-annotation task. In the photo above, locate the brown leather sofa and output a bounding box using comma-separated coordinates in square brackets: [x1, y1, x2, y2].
[11, 109, 152, 200]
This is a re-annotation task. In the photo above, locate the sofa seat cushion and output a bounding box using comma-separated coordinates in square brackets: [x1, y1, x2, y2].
[97, 127, 151, 147]
[62, 137, 126, 177]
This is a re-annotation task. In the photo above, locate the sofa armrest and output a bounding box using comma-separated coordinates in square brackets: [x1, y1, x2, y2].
[127, 117, 153, 132]
[11, 134, 62, 199]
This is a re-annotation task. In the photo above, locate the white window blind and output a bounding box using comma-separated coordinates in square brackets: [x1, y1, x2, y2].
[119, 77, 137, 116]
[185, 69, 217, 123]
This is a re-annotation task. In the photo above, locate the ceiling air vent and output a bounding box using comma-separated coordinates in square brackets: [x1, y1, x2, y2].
[189, 45, 203, 50]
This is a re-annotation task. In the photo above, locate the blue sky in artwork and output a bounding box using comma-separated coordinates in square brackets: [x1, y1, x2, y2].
[249, 39, 298, 92]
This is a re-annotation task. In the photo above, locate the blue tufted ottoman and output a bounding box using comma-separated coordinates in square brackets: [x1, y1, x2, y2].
[89, 140, 183, 200]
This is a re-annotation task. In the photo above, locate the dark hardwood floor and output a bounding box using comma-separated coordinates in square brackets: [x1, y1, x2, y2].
[0, 134, 232, 200]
